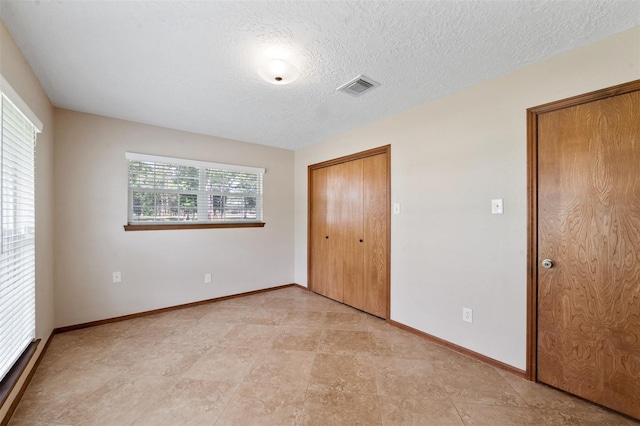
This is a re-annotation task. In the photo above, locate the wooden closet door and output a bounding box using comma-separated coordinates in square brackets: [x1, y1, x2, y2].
[362, 153, 388, 318]
[308, 145, 390, 319]
[310, 167, 329, 298]
[341, 159, 365, 311]
[324, 162, 350, 302]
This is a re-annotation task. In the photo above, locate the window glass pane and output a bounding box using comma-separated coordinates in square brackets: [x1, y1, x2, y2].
[207, 194, 224, 220]
[179, 193, 197, 221]
[1, 93, 37, 381]
[176, 166, 199, 191]
[131, 191, 156, 221]
[128, 157, 263, 224]
[155, 193, 179, 221]
[206, 169, 227, 193]
[129, 161, 155, 189]
[207, 170, 259, 194]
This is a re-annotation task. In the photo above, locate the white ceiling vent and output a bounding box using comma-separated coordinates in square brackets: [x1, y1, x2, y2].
[336, 75, 380, 97]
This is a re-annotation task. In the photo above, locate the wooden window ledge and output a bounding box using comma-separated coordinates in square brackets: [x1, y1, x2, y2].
[124, 222, 265, 231]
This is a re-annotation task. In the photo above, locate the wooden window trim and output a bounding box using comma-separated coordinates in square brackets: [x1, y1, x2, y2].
[124, 222, 265, 231]
[0, 340, 39, 408]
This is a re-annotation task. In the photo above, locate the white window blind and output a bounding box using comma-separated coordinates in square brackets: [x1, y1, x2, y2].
[0, 89, 39, 381]
[126, 153, 265, 224]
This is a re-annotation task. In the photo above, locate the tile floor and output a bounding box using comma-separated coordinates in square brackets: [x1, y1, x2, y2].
[8, 286, 639, 425]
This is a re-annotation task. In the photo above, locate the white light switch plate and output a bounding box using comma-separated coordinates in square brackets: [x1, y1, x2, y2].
[491, 199, 504, 215]
[393, 203, 401, 215]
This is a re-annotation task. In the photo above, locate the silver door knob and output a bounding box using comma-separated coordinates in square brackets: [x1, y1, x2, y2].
[541, 259, 553, 269]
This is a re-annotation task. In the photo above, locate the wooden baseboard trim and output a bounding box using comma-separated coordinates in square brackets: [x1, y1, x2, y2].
[387, 319, 526, 378]
[55, 283, 300, 334]
[291, 283, 309, 292]
[1, 332, 54, 426]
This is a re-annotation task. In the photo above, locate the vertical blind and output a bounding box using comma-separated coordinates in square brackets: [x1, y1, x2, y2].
[0, 92, 38, 381]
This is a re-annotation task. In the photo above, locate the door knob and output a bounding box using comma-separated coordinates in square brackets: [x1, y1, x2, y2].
[541, 259, 554, 269]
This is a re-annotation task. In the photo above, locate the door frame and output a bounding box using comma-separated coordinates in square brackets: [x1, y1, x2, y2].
[307, 145, 391, 320]
[525, 79, 640, 381]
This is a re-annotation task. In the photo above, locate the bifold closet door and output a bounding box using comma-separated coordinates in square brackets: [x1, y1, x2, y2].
[340, 159, 365, 311]
[362, 153, 388, 318]
[309, 146, 389, 319]
[310, 159, 365, 306]
[310, 166, 329, 298]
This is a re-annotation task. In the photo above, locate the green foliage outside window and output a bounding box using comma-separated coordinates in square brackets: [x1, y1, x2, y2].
[128, 159, 262, 223]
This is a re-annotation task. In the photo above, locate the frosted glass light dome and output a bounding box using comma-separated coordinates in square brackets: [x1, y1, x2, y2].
[258, 59, 300, 85]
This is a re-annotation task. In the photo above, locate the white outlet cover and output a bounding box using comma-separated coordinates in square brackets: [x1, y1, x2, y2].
[463, 307, 473, 323]
[112, 272, 121, 283]
[204, 273, 212, 284]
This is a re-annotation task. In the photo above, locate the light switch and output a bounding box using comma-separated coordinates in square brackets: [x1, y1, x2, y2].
[491, 199, 504, 215]
[393, 203, 401, 215]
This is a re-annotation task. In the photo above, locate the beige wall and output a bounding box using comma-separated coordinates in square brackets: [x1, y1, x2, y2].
[0, 20, 55, 419]
[1, 11, 638, 413]
[54, 109, 295, 326]
[294, 26, 640, 370]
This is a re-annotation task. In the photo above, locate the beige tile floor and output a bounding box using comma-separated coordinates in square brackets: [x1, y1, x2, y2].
[9, 286, 639, 426]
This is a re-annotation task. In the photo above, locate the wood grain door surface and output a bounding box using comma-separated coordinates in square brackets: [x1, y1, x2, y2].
[310, 166, 329, 298]
[362, 153, 389, 318]
[308, 148, 389, 318]
[338, 159, 365, 311]
[325, 161, 348, 302]
[536, 90, 640, 418]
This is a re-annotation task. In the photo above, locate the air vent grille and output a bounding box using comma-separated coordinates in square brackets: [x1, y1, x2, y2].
[336, 75, 379, 97]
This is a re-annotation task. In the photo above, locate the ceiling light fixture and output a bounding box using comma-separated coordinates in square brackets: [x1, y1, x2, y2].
[258, 59, 300, 85]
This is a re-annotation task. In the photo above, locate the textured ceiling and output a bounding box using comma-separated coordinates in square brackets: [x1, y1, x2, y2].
[1, 1, 639, 150]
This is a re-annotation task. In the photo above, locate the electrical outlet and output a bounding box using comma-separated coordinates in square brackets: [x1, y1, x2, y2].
[204, 273, 212, 284]
[463, 307, 473, 323]
[112, 271, 121, 283]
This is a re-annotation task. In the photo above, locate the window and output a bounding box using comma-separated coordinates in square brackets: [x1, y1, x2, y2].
[0, 76, 41, 382]
[126, 153, 265, 229]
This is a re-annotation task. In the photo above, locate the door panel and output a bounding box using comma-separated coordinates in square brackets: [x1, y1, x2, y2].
[341, 159, 364, 311]
[363, 153, 389, 318]
[310, 167, 329, 298]
[537, 90, 640, 418]
[326, 162, 347, 302]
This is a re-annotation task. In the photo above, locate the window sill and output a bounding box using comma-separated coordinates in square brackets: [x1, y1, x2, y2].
[0, 340, 39, 408]
[124, 222, 265, 231]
